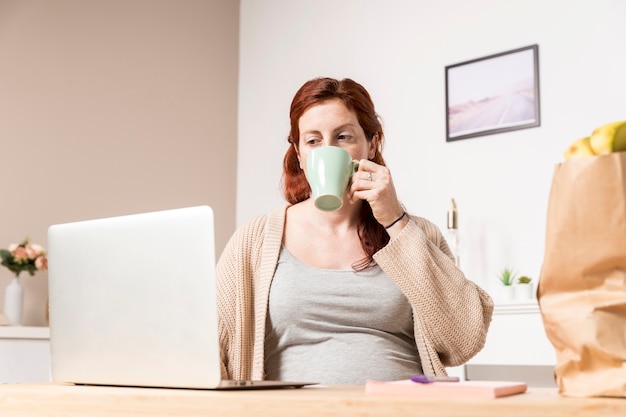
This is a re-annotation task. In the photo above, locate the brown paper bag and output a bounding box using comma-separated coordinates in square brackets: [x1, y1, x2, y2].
[538, 152, 626, 397]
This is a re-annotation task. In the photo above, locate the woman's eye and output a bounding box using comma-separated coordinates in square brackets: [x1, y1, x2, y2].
[337, 134, 353, 141]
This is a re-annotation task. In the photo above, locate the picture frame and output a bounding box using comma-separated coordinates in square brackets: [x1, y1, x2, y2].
[445, 44, 541, 142]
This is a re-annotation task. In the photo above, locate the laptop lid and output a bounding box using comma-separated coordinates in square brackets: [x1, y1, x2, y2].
[48, 206, 225, 389]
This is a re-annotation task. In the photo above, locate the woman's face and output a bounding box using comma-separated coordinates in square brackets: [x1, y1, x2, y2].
[296, 98, 375, 170]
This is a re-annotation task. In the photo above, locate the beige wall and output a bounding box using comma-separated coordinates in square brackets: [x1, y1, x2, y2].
[0, 0, 239, 325]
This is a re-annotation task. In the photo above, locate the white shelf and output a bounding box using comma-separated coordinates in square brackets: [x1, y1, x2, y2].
[0, 326, 50, 340]
[493, 300, 540, 315]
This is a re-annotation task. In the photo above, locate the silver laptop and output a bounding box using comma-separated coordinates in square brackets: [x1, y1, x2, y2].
[47, 205, 316, 390]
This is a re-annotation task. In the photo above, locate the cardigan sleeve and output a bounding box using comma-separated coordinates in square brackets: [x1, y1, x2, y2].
[373, 215, 494, 368]
[215, 213, 268, 379]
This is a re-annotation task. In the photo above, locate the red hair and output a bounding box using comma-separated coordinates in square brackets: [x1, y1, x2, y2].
[282, 77, 389, 270]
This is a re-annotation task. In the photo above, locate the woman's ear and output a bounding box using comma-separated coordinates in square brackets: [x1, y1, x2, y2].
[294, 144, 303, 169]
[369, 133, 379, 160]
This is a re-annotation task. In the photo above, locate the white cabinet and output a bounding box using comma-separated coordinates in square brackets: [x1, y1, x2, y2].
[470, 301, 556, 365]
[448, 301, 557, 386]
[0, 326, 51, 383]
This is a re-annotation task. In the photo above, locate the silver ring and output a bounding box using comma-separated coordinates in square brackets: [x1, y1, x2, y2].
[367, 172, 372, 181]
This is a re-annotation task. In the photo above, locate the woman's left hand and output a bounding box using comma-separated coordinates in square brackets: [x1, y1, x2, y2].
[349, 159, 406, 228]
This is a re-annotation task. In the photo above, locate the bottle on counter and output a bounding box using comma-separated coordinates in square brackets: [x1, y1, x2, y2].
[446, 198, 460, 267]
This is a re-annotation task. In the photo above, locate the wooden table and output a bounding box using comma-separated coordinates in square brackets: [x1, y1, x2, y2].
[0, 383, 624, 416]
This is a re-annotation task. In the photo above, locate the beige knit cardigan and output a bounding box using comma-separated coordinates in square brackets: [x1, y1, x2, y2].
[216, 206, 493, 380]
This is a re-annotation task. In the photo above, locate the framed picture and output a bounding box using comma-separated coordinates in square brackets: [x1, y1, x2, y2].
[445, 44, 540, 142]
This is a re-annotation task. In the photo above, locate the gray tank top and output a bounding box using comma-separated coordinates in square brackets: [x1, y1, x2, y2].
[264, 246, 422, 385]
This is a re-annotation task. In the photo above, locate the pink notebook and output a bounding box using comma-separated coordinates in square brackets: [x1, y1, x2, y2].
[365, 379, 527, 399]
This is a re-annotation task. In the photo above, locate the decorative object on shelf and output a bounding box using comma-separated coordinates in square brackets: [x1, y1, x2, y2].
[498, 267, 517, 301]
[514, 276, 534, 300]
[1, 238, 48, 326]
[3, 277, 23, 326]
[445, 198, 460, 267]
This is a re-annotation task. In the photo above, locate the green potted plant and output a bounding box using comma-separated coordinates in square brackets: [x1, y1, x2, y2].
[515, 275, 534, 300]
[497, 268, 517, 301]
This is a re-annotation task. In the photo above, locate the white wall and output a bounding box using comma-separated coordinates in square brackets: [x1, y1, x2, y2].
[237, 0, 626, 297]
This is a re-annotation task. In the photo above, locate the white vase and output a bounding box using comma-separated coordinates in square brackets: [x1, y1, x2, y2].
[500, 285, 515, 302]
[514, 283, 535, 300]
[4, 275, 24, 326]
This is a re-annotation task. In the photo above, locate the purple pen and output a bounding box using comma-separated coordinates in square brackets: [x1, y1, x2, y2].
[410, 375, 461, 384]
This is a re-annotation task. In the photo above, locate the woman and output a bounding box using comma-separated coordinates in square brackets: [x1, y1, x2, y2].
[216, 77, 493, 385]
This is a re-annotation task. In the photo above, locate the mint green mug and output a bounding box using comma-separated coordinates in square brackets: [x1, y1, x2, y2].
[305, 146, 359, 211]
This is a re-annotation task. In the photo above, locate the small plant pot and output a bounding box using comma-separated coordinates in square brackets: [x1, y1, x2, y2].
[500, 285, 515, 302]
[514, 283, 534, 300]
